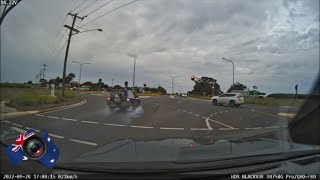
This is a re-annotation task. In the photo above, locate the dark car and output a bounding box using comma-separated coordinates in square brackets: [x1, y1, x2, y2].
[107, 89, 140, 110]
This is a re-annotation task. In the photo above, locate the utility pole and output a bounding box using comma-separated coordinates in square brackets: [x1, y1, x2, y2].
[0, 0, 21, 25]
[112, 78, 114, 88]
[133, 57, 136, 92]
[39, 70, 43, 81]
[62, 13, 84, 98]
[42, 64, 47, 79]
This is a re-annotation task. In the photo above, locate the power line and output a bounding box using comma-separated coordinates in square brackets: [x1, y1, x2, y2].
[83, 0, 114, 17]
[80, 0, 138, 28]
[71, 0, 88, 13]
[48, 29, 68, 64]
[50, 40, 68, 65]
[77, 0, 99, 14]
[46, 14, 68, 65]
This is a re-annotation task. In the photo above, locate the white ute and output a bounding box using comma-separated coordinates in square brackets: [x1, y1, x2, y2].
[212, 93, 244, 107]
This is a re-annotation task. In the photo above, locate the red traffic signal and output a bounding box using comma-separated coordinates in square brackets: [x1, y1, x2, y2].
[191, 75, 195, 81]
[143, 83, 147, 87]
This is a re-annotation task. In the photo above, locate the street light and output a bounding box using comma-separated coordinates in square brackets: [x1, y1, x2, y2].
[72, 61, 91, 92]
[127, 54, 137, 92]
[72, 28, 102, 35]
[222, 57, 235, 86]
[61, 25, 102, 98]
[166, 75, 183, 95]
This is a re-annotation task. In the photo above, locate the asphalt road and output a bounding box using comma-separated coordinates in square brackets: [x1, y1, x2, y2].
[1, 95, 291, 165]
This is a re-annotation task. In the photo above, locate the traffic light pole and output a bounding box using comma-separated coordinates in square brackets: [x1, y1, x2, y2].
[62, 13, 83, 98]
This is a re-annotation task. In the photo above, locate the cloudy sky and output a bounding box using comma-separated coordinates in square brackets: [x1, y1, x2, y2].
[1, 0, 319, 94]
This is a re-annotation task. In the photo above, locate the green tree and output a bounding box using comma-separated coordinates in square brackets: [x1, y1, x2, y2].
[39, 78, 48, 87]
[191, 76, 222, 96]
[157, 86, 167, 95]
[27, 81, 33, 85]
[227, 82, 247, 92]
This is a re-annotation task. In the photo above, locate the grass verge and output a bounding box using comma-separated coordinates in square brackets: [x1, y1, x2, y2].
[188, 94, 212, 100]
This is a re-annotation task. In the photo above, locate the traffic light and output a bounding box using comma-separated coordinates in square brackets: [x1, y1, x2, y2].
[143, 83, 147, 87]
[191, 75, 195, 81]
[295, 84, 298, 91]
[125, 81, 128, 87]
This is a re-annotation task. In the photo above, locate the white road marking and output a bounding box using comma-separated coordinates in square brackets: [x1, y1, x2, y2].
[62, 118, 77, 121]
[81, 120, 99, 124]
[190, 128, 212, 131]
[182, 110, 187, 112]
[35, 114, 44, 117]
[188, 112, 193, 114]
[202, 116, 206, 119]
[47, 116, 59, 119]
[265, 126, 280, 129]
[210, 114, 213, 117]
[208, 118, 236, 129]
[245, 127, 262, 130]
[225, 111, 228, 112]
[205, 117, 213, 130]
[177, 109, 181, 111]
[49, 133, 64, 139]
[12, 123, 23, 127]
[103, 123, 124, 127]
[11, 127, 27, 133]
[160, 127, 184, 130]
[130, 125, 154, 129]
[69, 139, 97, 146]
[219, 128, 239, 130]
[219, 111, 223, 113]
[1, 120, 10, 123]
[214, 113, 218, 115]
[194, 114, 200, 117]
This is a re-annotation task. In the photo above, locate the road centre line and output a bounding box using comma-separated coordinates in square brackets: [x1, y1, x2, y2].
[188, 112, 193, 114]
[160, 127, 184, 130]
[265, 126, 280, 129]
[190, 128, 212, 131]
[69, 139, 97, 146]
[103, 123, 124, 127]
[219, 128, 239, 130]
[245, 127, 262, 130]
[208, 118, 236, 129]
[11, 127, 27, 133]
[62, 118, 77, 121]
[47, 116, 59, 119]
[81, 120, 99, 124]
[194, 114, 200, 117]
[12, 123, 23, 127]
[214, 113, 218, 114]
[49, 133, 64, 139]
[35, 114, 44, 117]
[130, 125, 154, 129]
[182, 110, 187, 112]
[210, 114, 213, 117]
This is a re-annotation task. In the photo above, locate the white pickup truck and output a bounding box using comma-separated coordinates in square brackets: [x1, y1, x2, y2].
[211, 93, 244, 107]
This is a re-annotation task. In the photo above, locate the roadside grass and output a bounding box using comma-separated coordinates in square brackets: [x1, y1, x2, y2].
[1, 88, 78, 107]
[188, 94, 305, 107]
[136, 92, 162, 96]
[244, 97, 305, 107]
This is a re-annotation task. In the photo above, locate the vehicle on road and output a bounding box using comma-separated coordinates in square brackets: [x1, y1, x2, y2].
[107, 89, 140, 110]
[212, 93, 244, 107]
[182, 93, 188, 98]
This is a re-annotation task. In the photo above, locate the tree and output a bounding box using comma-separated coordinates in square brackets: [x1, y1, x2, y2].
[113, 85, 122, 89]
[157, 86, 167, 95]
[39, 78, 48, 87]
[191, 76, 222, 96]
[27, 81, 33, 85]
[227, 82, 247, 92]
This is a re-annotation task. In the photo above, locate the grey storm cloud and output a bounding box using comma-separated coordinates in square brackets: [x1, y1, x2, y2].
[1, 0, 319, 94]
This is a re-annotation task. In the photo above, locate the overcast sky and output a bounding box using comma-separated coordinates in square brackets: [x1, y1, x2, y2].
[1, 0, 319, 94]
